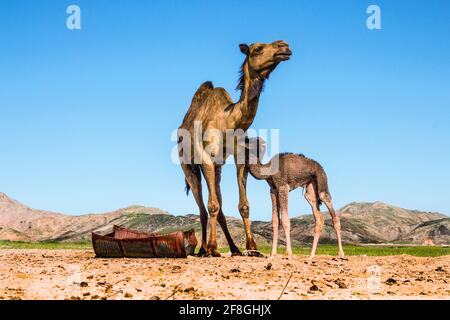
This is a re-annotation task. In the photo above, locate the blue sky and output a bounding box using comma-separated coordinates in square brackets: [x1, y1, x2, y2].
[1, 0, 449, 219]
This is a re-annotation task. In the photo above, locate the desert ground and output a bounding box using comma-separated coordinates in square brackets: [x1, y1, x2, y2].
[0, 249, 448, 300]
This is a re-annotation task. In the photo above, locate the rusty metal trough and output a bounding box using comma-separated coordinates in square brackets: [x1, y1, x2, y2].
[92, 225, 197, 258]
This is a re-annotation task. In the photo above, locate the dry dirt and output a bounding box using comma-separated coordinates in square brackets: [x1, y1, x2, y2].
[0, 249, 448, 300]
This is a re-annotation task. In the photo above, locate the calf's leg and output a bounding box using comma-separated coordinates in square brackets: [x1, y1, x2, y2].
[278, 186, 292, 258]
[319, 192, 345, 259]
[304, 182, 324, 260]
[270, 189, 280, 258]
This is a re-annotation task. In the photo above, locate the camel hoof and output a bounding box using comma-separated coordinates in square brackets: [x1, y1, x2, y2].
[196, 247, 207, 257]
[231, 250, 243, 257]
[205, 249, 221, 258]
[245, 250, 265, 258]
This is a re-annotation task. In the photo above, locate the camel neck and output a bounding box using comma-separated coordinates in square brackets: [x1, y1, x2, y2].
[236, 61, 265, 129]
[247, 160, 271, 181]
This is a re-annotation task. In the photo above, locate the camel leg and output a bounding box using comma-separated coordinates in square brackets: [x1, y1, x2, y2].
[201, 162, 221, 257]
[278, 186, 292, 259]
[270, 188, 280, 258]
[181, 164, 208, 256]
[235, 163, 262, 257]
[215, 166, 242, 256]
[304, 182, 324, 260]
[319, 192, 345, 259]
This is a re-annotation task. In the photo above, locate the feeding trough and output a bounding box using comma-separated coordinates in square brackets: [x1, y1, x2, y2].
[92, 225, 197, 258]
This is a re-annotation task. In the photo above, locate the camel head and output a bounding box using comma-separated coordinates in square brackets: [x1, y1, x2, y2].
[243, 136, 267, 164]
[239, 40, 292, 80]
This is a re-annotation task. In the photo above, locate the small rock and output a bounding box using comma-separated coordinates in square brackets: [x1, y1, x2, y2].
[150, 296, 161, 300]
[230, 268, 240, 273]
[334, 278, 348, 289]
[124, 292, 133, 298]
[184, 287, 196, 293]
[87, 275, 94, 280]
[265, 263, 272, 270]
[10, 296, 22, 300]
[309, 284, 319, 292]
[435, 266, 446, 272]
[385, 278, 397, 286]
[82, 292, 90, 297]
[79, 282, 88, 288]
[415, 277, 425, 281]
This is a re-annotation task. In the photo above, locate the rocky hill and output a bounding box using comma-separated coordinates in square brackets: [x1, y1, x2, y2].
[0, 193, 448, 246]
[249, 202, 448, 246]
[0, 193, 170, 242]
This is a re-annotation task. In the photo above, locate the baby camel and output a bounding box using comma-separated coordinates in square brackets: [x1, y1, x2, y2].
[244, 137, 345, 259]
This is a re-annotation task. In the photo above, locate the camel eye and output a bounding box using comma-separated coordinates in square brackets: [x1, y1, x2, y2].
[253, 47, 263, 54]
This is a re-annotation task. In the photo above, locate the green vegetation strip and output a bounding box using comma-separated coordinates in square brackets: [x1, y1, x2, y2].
[0, 241, 91, 250]
[0, 241, 448, 257]
[220, 245, 449, 257]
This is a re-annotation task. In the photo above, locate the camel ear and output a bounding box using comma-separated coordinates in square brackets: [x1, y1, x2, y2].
[239, 44, 250, 55]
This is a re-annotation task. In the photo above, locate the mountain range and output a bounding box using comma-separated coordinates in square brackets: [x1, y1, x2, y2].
[0, 192, 448, 246]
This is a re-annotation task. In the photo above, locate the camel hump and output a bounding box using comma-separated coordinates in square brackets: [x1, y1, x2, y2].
[192, 81, 214, 106]
[200, 81, 214, 90]
[180, 82, 214, 128]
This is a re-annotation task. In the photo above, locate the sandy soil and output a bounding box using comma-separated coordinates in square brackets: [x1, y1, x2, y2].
[0, 249, 448, 300]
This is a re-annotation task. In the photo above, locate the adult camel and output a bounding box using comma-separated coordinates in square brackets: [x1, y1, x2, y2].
[178, 41, 292, 257]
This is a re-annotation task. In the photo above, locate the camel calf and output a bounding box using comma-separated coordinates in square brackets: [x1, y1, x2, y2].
[244, 137, 345, 259]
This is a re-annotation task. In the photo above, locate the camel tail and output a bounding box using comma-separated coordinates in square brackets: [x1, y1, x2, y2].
[314, 163, 330, 206]
[185, 179, 190, 196]
[185, 164, 201, 196]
